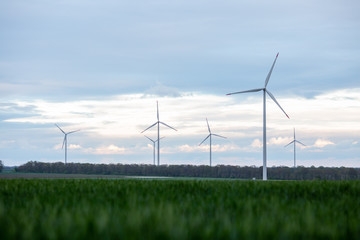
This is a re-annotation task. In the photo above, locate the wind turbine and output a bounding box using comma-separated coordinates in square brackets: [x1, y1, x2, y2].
[199, 118, 226, 167]
[141, 101, 177, 166]
[284, 128, 306, 168]
[55, 124, 80, 164]
[144, 135, 164, 165]
[226, 52, 289, 180]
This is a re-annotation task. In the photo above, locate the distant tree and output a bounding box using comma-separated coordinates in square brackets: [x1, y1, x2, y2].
[14, 161, 360, 180]
[0, 160, 3, 172]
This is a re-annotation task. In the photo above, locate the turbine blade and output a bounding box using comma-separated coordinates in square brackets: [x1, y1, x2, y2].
[295, 140, 306, 146]
[266, 90, 290, 119]
[157, 101, 159, 121]
[212, 134, 227, 139]
[144, 135, 155, 143]
[284, 140, 295, 147]
[55, 124, 65, 134]
[206, 118, 211, 133]
[264, 52, 279, 88]
[199, 134, 210, 146]
[62, 136, 66, 149]
[141, 122, 158, 133]
[160, 121, 177, 131]
[68, 129, 80, 135]
[155, 136, 165, 142]
[294, 128, 296, 139]
[226, 88, 263, 95]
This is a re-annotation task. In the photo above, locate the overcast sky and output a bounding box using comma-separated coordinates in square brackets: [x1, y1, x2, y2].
[1, 0, 359, 167]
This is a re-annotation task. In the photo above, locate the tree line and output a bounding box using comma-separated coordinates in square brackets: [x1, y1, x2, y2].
[15, 161, 360, 180]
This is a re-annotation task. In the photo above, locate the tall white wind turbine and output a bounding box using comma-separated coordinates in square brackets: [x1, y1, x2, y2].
[284, 128, 306, 168]
[55, 124, 80, 164]
[144, 135, 164, 166]
[199, 118, 226, 167]
[141, 101, 177, 166]
[226, 53, 289, 180]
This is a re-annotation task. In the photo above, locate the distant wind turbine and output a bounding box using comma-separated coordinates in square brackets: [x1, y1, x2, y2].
[199, 118, 226, 167]
[55, 124, 80, 164]
[227, 52, 289, 180]
[141, 101, 177, 166]
[284, 128, 306, 168]
[144, 135, 164, 165]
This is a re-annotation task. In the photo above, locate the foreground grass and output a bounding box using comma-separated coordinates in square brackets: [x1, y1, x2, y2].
[0, 179, 359, 239]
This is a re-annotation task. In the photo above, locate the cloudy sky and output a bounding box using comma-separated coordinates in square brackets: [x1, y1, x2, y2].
[1, 0, 359, 167]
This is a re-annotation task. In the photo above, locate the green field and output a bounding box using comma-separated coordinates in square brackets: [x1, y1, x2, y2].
[0, 179, 359, 239]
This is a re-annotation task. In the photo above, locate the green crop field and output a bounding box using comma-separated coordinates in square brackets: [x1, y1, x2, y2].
[0, 179, 359, 239]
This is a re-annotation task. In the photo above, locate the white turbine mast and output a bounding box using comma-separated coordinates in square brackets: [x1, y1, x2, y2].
[144, 135, 164, 166]
[55, 124, 80, 164]
[284, 128, 306, 168]
[199, 118, 226, 167]
[141, 101, 177, 166]
[227, 52, 289, 180]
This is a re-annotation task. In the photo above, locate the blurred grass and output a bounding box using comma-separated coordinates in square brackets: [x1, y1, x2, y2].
[0, 179, 359, 239]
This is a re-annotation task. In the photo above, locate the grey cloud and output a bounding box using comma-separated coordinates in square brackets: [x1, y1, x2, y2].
[143, 82, 182, 97]
[0, 102, 39, 121]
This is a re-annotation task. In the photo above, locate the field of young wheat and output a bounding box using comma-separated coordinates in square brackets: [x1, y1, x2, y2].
[0, 179, 359, 239]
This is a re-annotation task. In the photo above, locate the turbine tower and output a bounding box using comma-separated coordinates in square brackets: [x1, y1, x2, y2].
[141, 101, 177, 166]
[144, 135, 164, 165]
[227, 52, 289, 180]
[284, 128, 306, 168]
[55, 124, 80, 164]
[199, 118, 226, 167]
